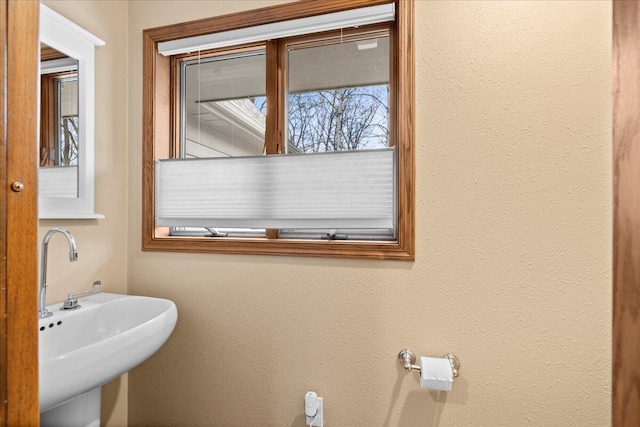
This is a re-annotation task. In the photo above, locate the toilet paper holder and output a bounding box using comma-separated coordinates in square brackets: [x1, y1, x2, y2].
[397, 349, 460, 378]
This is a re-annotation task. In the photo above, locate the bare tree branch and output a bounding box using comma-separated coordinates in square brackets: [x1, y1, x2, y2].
[288, 85, 389, 153]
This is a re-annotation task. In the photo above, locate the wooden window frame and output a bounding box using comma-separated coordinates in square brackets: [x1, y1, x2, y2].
[142, 0, 414, 260]
[40, 44, 66, 61]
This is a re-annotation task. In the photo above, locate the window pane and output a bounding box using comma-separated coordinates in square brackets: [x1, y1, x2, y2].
[181, 50, 266, 158]
[281, 31, 395, 241]
[287, 33, 389, 153]
[57, 77, 78, 166]
[177, 50, 267, 237]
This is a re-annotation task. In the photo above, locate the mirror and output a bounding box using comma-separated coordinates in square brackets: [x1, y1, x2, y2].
[38, 5, 105, 218]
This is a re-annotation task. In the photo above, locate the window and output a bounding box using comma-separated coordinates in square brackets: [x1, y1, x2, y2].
[40, 71, 79, 167]
[143, 0, 414, 260]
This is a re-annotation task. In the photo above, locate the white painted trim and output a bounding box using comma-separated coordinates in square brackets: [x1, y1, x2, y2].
[38, 4, 104, 219]
[40, 5, 105, 47]
[39, 213, 105, 220]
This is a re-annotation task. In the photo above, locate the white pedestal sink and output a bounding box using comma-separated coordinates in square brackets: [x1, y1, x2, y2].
[39, 293, 178, 426]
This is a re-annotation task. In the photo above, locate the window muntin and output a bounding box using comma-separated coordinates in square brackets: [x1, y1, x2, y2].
[143, 0, 415, 260]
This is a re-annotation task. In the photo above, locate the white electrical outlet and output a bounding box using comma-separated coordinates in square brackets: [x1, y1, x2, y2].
[304, 391, 323, 427]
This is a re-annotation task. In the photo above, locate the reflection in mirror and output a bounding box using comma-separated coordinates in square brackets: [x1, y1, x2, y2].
[40, 43, 79, 198]
[38, 4, 105, 218]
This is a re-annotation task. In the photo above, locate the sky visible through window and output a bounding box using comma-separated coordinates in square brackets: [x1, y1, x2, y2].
[252, 84, 389, 154]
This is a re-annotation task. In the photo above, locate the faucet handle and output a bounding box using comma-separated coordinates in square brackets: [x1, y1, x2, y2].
[61, 280, 101, 310]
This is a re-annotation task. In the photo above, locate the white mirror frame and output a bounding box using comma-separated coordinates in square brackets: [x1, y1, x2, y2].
[38, 4, 105, 219]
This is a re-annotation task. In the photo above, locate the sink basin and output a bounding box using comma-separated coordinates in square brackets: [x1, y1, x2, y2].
[39, 292, 178, 413]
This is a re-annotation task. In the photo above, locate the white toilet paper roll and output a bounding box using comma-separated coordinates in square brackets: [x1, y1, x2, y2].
[419, 356, 454, 391]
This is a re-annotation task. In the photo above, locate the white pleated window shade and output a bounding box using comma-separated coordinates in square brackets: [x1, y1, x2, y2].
[157, 3, 395, 56]
[38, 166, 78, 198]
[155, 148, 396, 229]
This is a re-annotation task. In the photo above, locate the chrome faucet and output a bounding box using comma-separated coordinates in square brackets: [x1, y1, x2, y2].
[39, 228, 78, 319]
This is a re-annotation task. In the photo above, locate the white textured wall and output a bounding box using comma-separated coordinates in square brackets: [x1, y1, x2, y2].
[125, 1, 611, 426]
[38, 1, 129, 425]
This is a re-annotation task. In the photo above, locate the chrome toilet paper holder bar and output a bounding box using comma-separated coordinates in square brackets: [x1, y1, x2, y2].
[398, 349, 460, 378]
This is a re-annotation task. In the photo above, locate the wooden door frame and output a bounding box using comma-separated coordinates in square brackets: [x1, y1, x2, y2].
[0, 0, 40, 425]
[613, 2, 640, 425]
